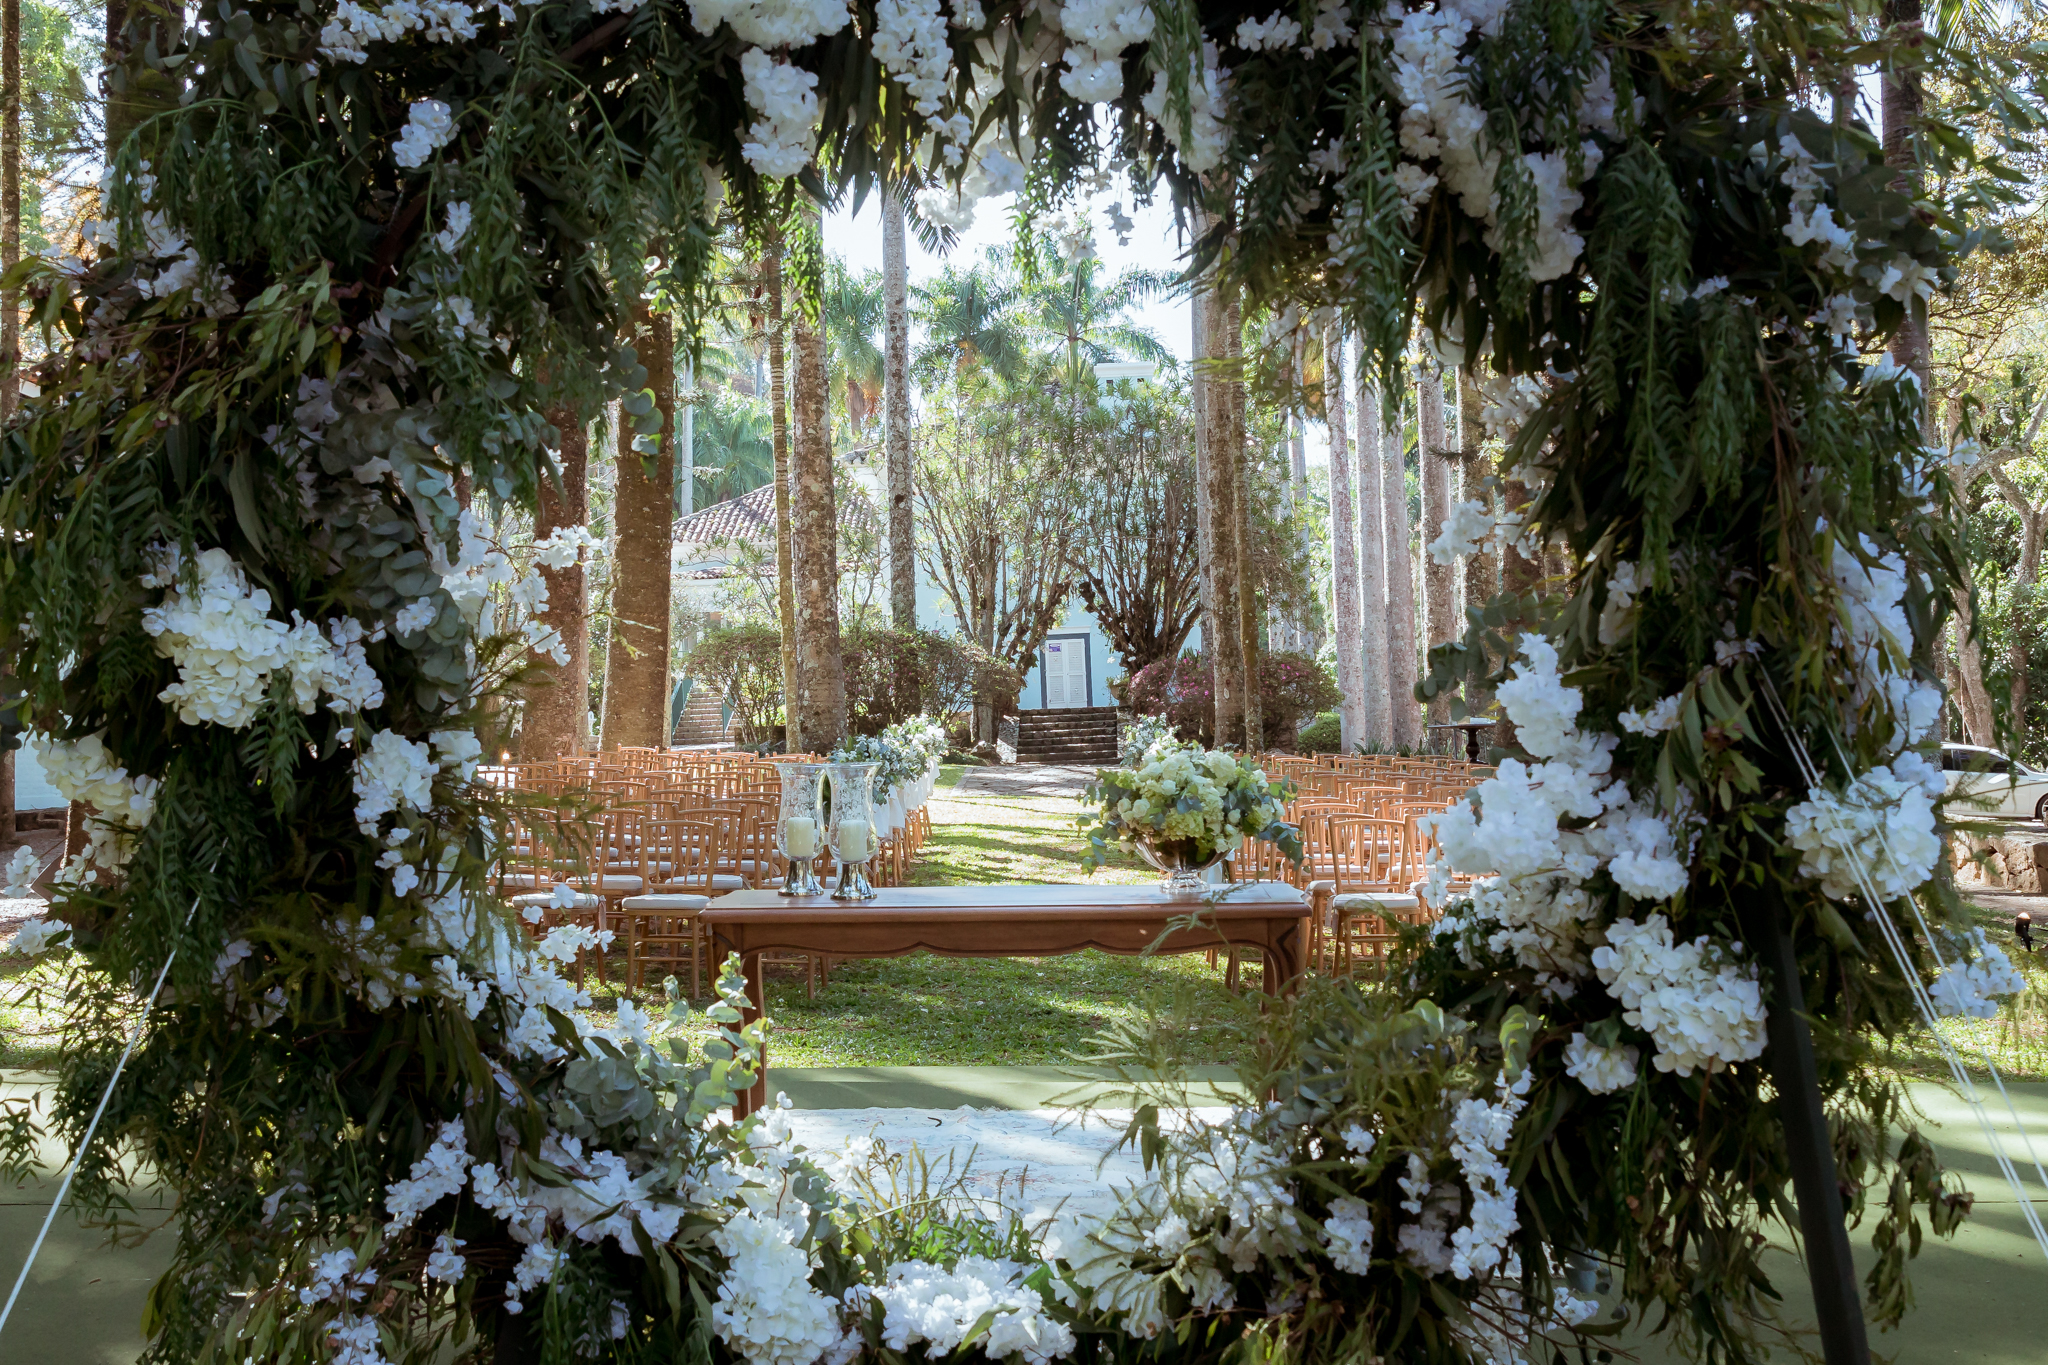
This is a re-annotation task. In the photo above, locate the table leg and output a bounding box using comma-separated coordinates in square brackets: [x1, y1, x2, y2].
[1264, 916, 1305, 996]
[740, 948, 767, 1119]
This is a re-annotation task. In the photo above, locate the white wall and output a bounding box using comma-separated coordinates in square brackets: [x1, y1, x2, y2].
[12, 737, 64, 810]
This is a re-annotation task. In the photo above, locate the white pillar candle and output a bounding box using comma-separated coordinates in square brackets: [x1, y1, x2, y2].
[784, 816, 817, 858]
[836, 819, 869, 861]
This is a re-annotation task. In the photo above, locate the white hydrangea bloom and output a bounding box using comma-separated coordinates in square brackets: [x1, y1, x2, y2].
[392, 100, 456, 170]
[1322, 1195, 1375, 1273]
[1928, 929, 2027, 1019]
[709, 1210, 846, 1365]
[1783, 760, 1939, 903]
[688, 0, 849, 47]
[1562, 1032, 1639, 1093]
[353, 730, 436, 834]
[1591, 915, 1767, 1076]
[141, 548, 382, 726]
[874, 1257, 1075, 1365]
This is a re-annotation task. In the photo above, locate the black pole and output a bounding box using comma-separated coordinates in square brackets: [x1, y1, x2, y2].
[1742, 899, 1871, 1365]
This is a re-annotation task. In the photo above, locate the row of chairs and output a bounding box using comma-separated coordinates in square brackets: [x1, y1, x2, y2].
[492, 752, 934, 999]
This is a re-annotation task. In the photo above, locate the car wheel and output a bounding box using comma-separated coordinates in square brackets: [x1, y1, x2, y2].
[2037, 794, 2048, 826]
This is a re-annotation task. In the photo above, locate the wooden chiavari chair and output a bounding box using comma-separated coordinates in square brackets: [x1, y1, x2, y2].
[1321, 815, 1421, 976]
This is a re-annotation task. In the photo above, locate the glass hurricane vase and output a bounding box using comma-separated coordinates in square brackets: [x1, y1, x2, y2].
[774, 761, 829, 896]
[824, 761, 881, 901]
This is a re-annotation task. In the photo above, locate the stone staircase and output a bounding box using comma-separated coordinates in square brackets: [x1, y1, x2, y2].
[670, 685, 734, 746]
[1014, 706, 1121, 765]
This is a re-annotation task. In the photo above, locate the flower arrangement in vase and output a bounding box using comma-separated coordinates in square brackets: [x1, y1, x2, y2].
[1078, 737, 1302, 895]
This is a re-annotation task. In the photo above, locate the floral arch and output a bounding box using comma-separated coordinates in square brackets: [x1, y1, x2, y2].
[0, 0, 2038, 1362]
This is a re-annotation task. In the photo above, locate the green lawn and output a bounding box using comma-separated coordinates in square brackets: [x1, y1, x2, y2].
[575, 779, 1267, 1068]
[6, 780, 2048, 1079]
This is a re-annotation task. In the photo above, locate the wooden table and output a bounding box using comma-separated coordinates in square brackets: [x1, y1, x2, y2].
[700, 883, 1309, 1116]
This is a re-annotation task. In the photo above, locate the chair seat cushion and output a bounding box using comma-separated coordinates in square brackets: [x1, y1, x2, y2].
[510, 890, 604, 911]
[1333, 892, 1421, 912]
[621, 893, 712, 912]
[1305, 879, 1335, 896]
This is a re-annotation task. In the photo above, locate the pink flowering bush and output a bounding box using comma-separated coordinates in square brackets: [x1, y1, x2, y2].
[1127, 651, 1340, 749]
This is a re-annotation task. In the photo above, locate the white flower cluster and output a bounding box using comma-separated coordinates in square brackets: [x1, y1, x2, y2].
[1783, 757, 1941, 904]
[1617, 693, 1681, 736]
[914, 135, 1028, 230]
[872, 0, 952, 116]
[1139, 42, 1228, 172]
[740, 50, 823, 180]
[710, 1210, 848, 1365]
[433, 510, 596, 668]
[383, 1119, 469, 1232]
[1562, 1032, 1638, 1093]
[140, 547, 385, 728]
[1389, 9, 1612, 284]
[1428, 498, 1495, 564]
[1591, 915, 1767, 1076]
[1321, 1196, 1375, 1273]
[353, 730, 437, 835]
[3, 845, 42, 898]
[1596, 559, 1641, 645]
[1233, 10, 1300, 51]
[1425, 637, 1698, 998]
[35, 732, 162, 883]
[1928, 929, 2028, 1019]
[1057, 0, 1153, 103]
[3, 917, 70, 956]
[1827, 531, 1942, 751]
[134, 208, 239, 315]
[1443, 1072, 1530, 1280]
[1090, 738, 1287, 859]
[319, 0, 482, 63]
[689, 0, 848, 46]
[874, 1256, 1075, 1365]
[392, 100, 456, 170]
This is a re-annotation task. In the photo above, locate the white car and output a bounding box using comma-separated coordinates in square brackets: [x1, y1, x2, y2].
[1942, 744, 2048, 822]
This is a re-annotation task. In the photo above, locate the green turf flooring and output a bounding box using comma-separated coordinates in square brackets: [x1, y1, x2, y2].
[0, 1071, 2042, 1364]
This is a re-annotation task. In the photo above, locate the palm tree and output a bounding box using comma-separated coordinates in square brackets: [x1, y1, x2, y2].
[882, 189, 916, 630]
[823, 259, 884, 434]
[689, 390, 774, 509]
[911, 259, 1028, 384]
[1018, 241, 1175, 385]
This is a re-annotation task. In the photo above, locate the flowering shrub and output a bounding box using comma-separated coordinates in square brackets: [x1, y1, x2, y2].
[1077, 737, 1301, 871]
[827, 714, 945, 803]
[1126, 650, 1339, 749]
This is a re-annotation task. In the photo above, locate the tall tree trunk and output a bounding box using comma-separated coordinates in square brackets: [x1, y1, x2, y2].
[789, 214, 847, 753]
[600, 304, 675, 750]
[525, 405, 590, 758]
[1228, 291, 1261, 750]
[1383, 395, 1421, 748]
[882, 190, 917, 630]
[1324, 324, 1367, 751]
[3, 0, 18, 424]
[1355, 367, 1391, 745]
[1202, 279, 1245, 749]
[1881, 0, 1931, 434]
[1951, 605, 1995, 745]
[765, 240, 801, 753]
[1457, 369, 1496, 719]
[1418, 363, 1454, 736]
[1191, 284, 1218, 683]
[1288, 330, 1311, 653]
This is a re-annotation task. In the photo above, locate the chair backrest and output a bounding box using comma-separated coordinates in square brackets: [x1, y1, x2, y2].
[640, 816, 722, 893]
[1326, 814, 1413, 894]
